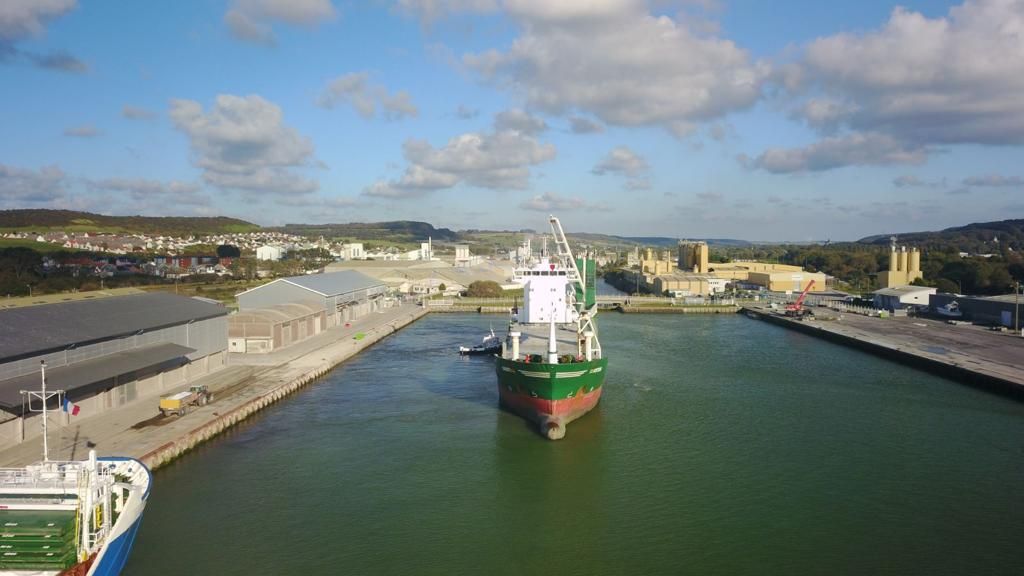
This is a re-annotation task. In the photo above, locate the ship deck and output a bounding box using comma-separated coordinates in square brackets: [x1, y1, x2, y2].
[505, 322, 581, 359]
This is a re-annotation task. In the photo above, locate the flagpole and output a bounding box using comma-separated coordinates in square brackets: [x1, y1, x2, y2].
[41, 361, 48, 463]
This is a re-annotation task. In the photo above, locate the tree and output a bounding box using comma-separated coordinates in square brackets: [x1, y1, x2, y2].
[217, 244, 241, 258]
[438, 283, 447, 292]
[935, 278, 959, 294]
[466, 280, 502, 297]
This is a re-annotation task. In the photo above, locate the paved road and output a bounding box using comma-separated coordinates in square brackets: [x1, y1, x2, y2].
[0, 302, 427, 467]
[749, 306, 1024, 388]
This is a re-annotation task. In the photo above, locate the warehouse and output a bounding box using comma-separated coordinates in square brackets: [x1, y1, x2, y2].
[228, 303, 326, 353]
[0, 292, 228, 448]
[873, 286, 937, 311]
[236, 270, 386, 328]
[930, 293, 1023, 327]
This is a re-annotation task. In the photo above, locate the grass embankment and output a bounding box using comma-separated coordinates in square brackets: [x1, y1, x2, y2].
[140, 279, 268, 308]
[0, 238, 72, 253]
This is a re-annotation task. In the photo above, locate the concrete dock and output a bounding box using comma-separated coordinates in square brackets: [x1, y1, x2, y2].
[0, 302, 427, 469]
[743, 305, 1024, 396]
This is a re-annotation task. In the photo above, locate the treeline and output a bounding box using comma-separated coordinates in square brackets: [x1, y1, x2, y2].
[712, 244, 1023, 295]
[0, 209, 259, 236]
[276, 220, 458, 242]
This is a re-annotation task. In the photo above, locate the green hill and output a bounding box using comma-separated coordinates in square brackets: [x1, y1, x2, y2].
[0, 209, 259, 236]
[277, 221, 459, 243]
[858, 219, 1024, 252]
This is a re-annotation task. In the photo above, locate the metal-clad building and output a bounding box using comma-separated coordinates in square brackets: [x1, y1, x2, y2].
[228, 303, 325, 353]
[0, 292, 228, 447]
[236, 271, 386, 327]
[930, 293, 1022, 327]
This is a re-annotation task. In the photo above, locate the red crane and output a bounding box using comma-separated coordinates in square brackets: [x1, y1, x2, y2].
[785, 280, 816, 317]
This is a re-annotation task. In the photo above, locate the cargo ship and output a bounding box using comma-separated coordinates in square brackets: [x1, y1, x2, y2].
[496, 216, 607, 440]
[0, 363, 151, 576]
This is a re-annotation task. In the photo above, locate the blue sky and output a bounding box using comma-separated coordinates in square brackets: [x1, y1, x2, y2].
[1, 0, 1022, 241]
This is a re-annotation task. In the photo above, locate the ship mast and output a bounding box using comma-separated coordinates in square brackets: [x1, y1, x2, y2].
[548, 215, 601, 359]
[20, 361, 64, 462]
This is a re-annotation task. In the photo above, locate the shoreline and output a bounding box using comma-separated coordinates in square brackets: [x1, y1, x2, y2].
[5, 302, 1020, 470]
[742, 305, 1024, 399]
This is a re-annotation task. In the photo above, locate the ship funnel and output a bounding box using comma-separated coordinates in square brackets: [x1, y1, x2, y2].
[548, 315, 559, 364]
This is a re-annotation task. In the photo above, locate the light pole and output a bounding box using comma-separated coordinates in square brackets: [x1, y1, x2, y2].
[1015, 281, 1020, 336]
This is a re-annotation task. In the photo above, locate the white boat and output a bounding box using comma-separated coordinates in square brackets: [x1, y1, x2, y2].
[459, 329, 501, 355]
[0, 363, 151, 576]
[936, 301, 963, 318]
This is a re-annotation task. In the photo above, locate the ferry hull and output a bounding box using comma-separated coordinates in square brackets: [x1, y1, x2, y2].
[495, 357, 606, 440]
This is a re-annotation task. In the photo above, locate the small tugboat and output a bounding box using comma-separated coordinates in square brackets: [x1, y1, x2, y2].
[459, 329, 502, 356]
[495, 215, 607, 440]
[0, 362, 151, 576]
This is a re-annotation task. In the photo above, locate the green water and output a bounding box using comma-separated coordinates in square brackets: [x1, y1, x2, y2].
[125, 314, 1024, 575]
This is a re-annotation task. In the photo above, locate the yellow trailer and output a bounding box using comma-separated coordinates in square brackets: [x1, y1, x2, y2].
[159, 385, 211, 417]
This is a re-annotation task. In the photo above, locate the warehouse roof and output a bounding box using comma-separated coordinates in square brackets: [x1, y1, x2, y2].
[0, 292, 226, 363]
[874, 286, 936, 297]
[238, 270, 384, 298]
[231, 303, 321, 324]
[0, 342, 194, 413]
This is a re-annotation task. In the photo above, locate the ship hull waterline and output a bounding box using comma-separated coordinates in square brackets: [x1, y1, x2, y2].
[495, 357, 607, 440]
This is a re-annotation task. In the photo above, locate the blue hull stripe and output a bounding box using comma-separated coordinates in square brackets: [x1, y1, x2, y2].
[90, 514, 144, 576]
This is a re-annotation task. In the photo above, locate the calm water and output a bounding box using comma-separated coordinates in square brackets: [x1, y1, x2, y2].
[125, 314, 1024, 575]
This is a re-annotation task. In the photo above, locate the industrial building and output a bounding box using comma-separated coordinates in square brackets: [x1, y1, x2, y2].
[929, 293, 1023, 327]
[678, 241, 710, 273]
[256, 245, 287, 261]
[0, 292, 228, 448]
[228, 303, 325, 354]
[873, 286, 937, 310]
[880, 245, 923, 288]
[236, 270, 386, 328]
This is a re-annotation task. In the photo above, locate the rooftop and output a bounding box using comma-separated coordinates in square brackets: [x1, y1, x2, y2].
[238, 270, 384, 298]
[0, 292, 227, 363]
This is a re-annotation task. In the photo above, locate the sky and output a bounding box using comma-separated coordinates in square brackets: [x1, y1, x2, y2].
[1, 0, 1022, 241]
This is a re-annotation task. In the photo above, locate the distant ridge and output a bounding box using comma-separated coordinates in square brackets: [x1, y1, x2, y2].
[276, 221, 458, 242]
[857, 218, 1024, 251]
[0, 209, 259, 236]
[620, 236, 753, 247]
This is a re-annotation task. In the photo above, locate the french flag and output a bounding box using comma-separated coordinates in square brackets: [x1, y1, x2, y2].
[62, 396, 80, 416]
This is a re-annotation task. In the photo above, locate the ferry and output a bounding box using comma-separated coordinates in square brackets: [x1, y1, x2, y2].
[0, 363, 151, 576]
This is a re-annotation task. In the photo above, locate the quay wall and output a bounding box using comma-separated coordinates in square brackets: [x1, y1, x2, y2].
[617, 305, 739, 314]
[140, 307, 427, 470]
[742, 307, 1024, 399]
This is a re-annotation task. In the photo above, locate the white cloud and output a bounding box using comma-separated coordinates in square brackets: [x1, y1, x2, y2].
[520, 191, 607, 212]
[0, 0, 76, 41]
[318, 72, 418, 119]
[464, 0, 768, 135]
[568, 116, 604, 134]
[456, 104, 479, 119]
[494, 108, 547, 135]
[394, 0, 498, 25]
[63, 124, 99, 138]
[893, 175, 945, 188]
[169, 94, 318, 195]
[0, 0, 86, 73]
[593, 146, 650, 190]
[86, 178, 207, 205]
[0, 163, 66, 205]
[122, 105, 156, 120]
[740, 132, 927, 174]
[798, 1, 1024, 146]
[364, 113, 556, 198]
[962, 174, 1024, 187]
[592, 146, 648, 176]
[225, 0, 336, 46]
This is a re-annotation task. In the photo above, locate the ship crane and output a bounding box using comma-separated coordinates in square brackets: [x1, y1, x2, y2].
[548, 215, 601, 359]
[785, 279, 816, 317]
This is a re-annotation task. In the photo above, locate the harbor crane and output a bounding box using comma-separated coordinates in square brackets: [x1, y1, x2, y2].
[784, 280, 816, 318]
